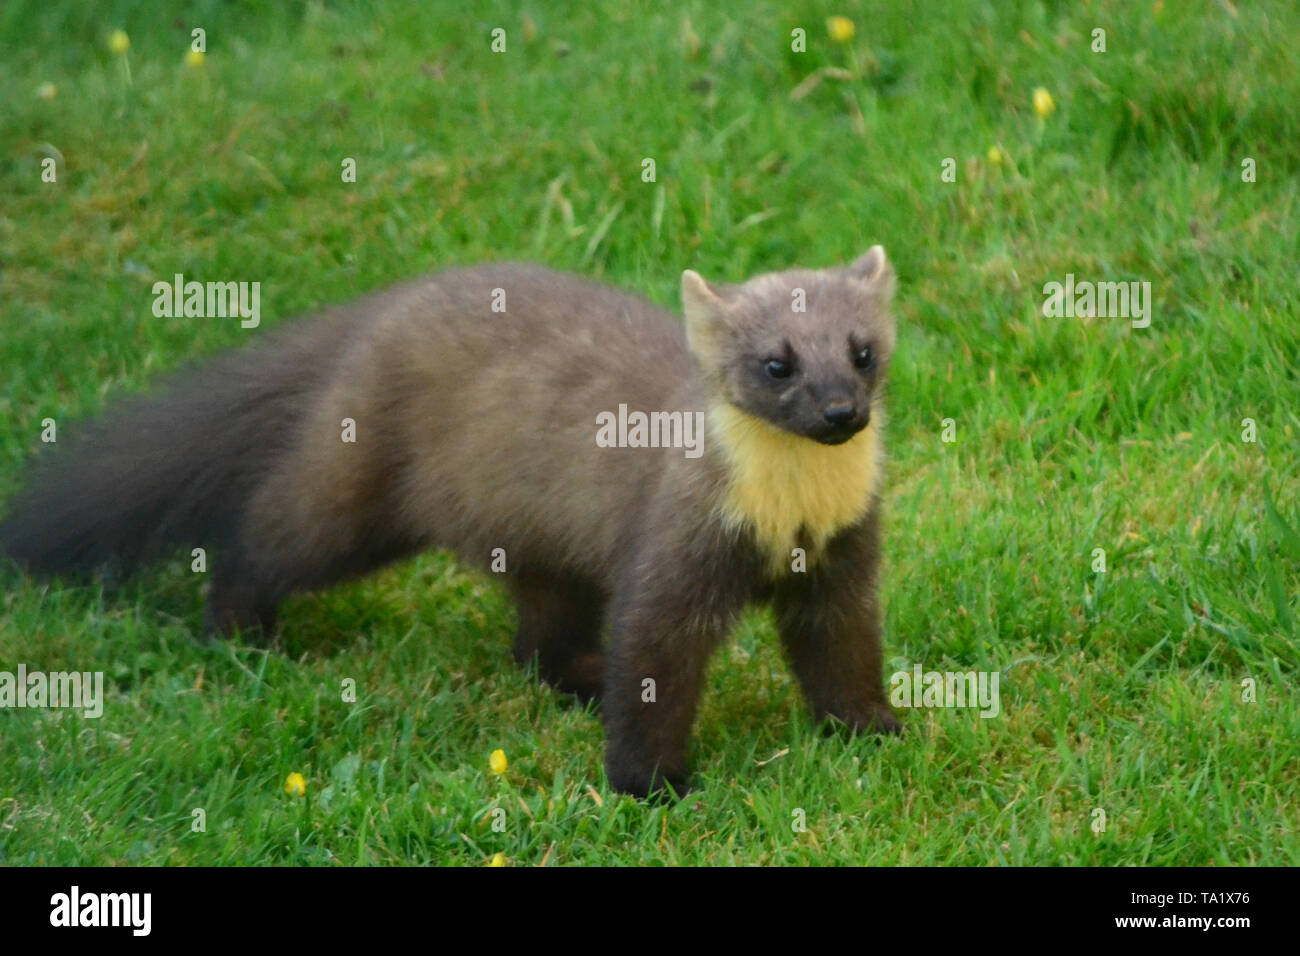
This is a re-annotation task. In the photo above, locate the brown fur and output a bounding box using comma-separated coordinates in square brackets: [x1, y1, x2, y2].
[0, 251, 901, 796]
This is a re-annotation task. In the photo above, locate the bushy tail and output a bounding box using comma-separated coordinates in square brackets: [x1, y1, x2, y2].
[0, 323, 342, 579]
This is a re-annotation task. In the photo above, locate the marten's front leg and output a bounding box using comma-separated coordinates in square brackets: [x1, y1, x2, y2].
[510, 572, 607, 704]
[601, 531, 753, 798]
[772, 511, 900, 736]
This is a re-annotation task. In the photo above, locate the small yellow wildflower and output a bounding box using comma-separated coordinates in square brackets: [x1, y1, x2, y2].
[284, 772, 306, 796]
[489, 749, 508, 774]
[488, 853, 506, 867]
[36, 82, 57, 100]
[108, 30, 130, 56]
[827, 16, 855, 44]
[186, 49, 206, 68]
[1033, 87, 1055, 118]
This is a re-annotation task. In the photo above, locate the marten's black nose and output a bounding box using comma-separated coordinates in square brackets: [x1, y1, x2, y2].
[822, 401, 856, 425]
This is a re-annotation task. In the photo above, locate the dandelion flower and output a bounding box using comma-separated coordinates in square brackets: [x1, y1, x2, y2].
[827, 16, 855, 44]
[488, 853, 506, 867]
[489, 749, 508, 774]
[284, 772, 306, 797]
[1033, 87, 1055, 118]
[108, 30, 130, 56]
[186, 49, 206, 68]
[987, 145, 1004, 165]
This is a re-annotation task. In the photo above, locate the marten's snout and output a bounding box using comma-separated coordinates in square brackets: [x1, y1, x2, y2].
[823, 400, 856, 425]
[813, 398, 869, 444]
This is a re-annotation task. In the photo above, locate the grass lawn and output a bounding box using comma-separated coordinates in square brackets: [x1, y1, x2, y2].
[0, 0, 1297, 865]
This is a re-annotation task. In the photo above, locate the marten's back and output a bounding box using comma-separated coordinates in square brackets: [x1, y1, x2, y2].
[236, 264, 718, 595]
[1, 264, 714, 597]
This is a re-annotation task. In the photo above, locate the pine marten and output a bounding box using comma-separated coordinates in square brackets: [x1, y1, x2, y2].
[0, 249, 902, 796]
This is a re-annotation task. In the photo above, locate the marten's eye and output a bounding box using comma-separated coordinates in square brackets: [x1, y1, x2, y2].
[853, 344, 874, 370]
[765, 358, 793, 380]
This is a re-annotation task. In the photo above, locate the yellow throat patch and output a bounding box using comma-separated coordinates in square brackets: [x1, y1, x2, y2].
[710, 403, 883, 574]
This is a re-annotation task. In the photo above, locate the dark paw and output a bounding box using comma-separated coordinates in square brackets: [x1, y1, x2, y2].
[866, 701, 903, 736]
[819, 701, 903, 738]
[553, 651, 605, 706]
[203, 600, 277, 645]
[605, 759, 691, 800]
[525, 650, 605, 706]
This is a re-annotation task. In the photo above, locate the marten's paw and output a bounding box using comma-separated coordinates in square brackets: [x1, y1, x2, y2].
[551, 651, 605, 706]
[203, 596, 278, 645]
[604, 760, 692, 801]
[819, 701, 903, 739]
[521, 648, 605, 706]
[865, 700, 903, 736]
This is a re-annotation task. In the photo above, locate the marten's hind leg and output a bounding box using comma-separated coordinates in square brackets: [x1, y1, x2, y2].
[510, 574, 606, 704]
[204, 544, 282, 641]
[212, 430, 419, 642]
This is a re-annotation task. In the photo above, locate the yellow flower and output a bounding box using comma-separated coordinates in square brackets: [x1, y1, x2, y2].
[284, 772, 306, 796]
[987, 145, 1006, 165]
[186, 49, 206, 68]
[488, 853, 506, 867]
[108, 30, 130, 56]
[489, 749, 508, 774]
[827, 16, 855, 44]
[36, 82, 57, 100]
[1033, 87, 1055, 118]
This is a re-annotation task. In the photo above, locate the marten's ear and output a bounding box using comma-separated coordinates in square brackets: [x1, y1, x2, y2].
[682, 269, 725, 315]
[846, 245, 896, 299]
[681, 270, 733, 364]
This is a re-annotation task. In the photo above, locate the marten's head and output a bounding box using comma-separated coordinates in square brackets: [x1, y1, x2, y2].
[682, 247, 896, 445]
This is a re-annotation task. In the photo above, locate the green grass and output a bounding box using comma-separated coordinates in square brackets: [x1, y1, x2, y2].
[1, 0, 1297, 865]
